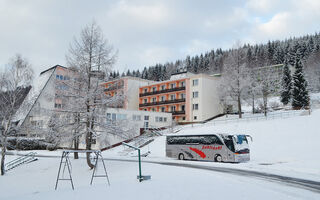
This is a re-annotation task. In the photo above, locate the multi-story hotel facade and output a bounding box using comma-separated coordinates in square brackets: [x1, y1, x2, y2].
[103, 76, 154, 110]
[138, 72, 222, 123]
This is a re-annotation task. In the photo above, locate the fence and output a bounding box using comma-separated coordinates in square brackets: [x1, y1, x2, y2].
[208, 110, 305, 125]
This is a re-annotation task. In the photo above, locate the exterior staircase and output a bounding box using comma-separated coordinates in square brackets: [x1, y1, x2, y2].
[5, 152, 38, 172]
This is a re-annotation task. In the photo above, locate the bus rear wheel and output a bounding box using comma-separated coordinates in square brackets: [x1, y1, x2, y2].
[215, 154, 222, 162]
[178, 153, 185, 160]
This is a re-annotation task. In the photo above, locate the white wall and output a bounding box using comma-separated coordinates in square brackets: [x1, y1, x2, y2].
[85, 108, 173, 149]
[126, 78, 150, 110]
[189, 75, 222, 122]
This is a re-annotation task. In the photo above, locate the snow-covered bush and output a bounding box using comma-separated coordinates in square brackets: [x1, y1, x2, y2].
[5, 137, 56, 151]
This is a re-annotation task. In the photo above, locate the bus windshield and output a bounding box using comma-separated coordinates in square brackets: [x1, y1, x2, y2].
[220, 134, 250, 154]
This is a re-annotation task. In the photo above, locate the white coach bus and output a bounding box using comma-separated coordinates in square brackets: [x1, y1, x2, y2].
[166, 134, 251, 163]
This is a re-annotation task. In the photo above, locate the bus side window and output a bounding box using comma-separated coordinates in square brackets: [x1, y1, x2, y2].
[212, 135, 223, 145]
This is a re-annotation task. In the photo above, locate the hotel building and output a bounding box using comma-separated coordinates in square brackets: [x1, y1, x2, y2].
[103, 76, 154, 110]
[139, 72, 222, 123]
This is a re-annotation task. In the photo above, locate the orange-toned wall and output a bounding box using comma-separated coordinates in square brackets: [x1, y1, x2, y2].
[185, 79, 191, 121]
[139, 78, 188, 122]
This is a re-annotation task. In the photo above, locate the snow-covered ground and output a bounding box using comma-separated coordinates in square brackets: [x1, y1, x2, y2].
[2, 106, 320, 199]
[103, 108, 320, 182]
[1, 156, 319, 200]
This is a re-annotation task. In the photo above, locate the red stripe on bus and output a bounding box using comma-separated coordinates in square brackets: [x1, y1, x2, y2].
[189, 147, 206, 158]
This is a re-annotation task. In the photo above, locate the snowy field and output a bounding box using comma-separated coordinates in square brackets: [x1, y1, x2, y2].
[103, 108, 320, 182]
[0, 156, 319, 200]
[1, 108, 320, 199]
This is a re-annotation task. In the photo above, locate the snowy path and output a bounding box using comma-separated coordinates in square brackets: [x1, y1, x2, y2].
[97, 157, 320, 194]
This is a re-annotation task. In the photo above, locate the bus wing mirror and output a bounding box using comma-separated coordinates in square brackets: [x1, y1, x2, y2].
[246, 135, 253, 142]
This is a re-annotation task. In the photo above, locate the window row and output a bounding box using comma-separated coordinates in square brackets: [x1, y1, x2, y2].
[56, 84, 69, 91]
[143, 93, 185, 103]
[155, 116, 167, 122]
[143, 81, 185, 93]
[146, 105, 185, 112]
[106, 113, 167, 123]
[167, 135, 223, 145]
[56, 74, 70, 81]
[54, 103, 63, 109]
[107, 113, 127, 121]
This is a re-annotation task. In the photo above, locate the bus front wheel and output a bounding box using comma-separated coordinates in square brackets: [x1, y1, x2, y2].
[178, 153, 185, 160]
[215, 154, 222, 162]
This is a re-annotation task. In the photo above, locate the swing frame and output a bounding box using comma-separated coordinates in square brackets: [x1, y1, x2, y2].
[54, 150, 110, 190]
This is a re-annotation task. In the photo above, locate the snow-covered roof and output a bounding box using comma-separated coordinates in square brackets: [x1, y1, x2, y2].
[13, 68, 55, 126]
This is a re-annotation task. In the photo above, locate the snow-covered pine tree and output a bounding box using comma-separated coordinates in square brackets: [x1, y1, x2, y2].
[280, 59, 292, 105]
[292, 57, 310, 109]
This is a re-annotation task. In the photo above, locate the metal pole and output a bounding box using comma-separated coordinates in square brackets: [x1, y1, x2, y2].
[65, 153, 74, 190]
[55, 152, 65, 190]
[138, 149, 142, 182]
[90, 152, 99, 185]
[99, 152, 110, 186]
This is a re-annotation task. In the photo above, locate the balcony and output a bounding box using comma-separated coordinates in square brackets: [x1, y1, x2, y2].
[171, 110, 186, 115]
[139, 98, 185, 107]
[104, 84, 124, 92]
[139, 86, 186, 97]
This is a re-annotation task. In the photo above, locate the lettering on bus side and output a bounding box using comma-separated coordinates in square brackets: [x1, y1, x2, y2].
[201, 145, 222, 150]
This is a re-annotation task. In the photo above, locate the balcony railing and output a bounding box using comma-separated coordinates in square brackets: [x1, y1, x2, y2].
[104, 84, 124, 92]
[170, 110, 186, 115]
[139, 86, 185, 97]
[139, 98, 185, 107]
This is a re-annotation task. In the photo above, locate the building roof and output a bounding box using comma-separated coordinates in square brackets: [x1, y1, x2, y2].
[40, 65, 67, 75]
[104, 76, 155, 84]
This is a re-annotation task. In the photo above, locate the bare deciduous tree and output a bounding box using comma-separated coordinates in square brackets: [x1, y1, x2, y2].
[219, 42, 250, 118]
[65, 21, 118, 168]
[0, 54, 33, 175]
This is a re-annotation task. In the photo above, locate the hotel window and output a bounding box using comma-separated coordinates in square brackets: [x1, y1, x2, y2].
[152, 108, 156, 112]
[193, 91, 199, 98]
[106, 113, 111, 120]
[132, 115, 141, 121]
[161, 107, 165, 112]
[192, 79, 199, 86]
[181, 105, 185, 111]
[180, 93, 186, 99]
[152, 87, 157, 92]
[161, 96, 165, 101]
[144, 99, 148, 103]
[161, 85, 166, 90]
[164, 117, 167, 122]
[170, 83, 176, 89]
[144, 115, 149, 120]
[194, 116, 197, 120]
[144, 88, 148, 93]
[170, 94, 176, 100]
[180, 81, 185, 87]
[152, 97, 156, 102]
[171, 106, 176, 112]
[117, 114, 127, 120]
[193, 104, 199, 110]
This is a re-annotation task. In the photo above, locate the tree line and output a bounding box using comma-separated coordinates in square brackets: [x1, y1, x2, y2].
[111, 32, 320, 83]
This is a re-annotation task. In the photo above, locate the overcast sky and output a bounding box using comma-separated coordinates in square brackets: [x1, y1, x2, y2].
[1, 0, 320, 76]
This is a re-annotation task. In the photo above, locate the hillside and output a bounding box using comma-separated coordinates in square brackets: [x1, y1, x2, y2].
[104, 108, 320, 181]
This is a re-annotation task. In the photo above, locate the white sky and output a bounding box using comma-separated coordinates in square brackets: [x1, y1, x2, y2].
[1, 0, 320, 76]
